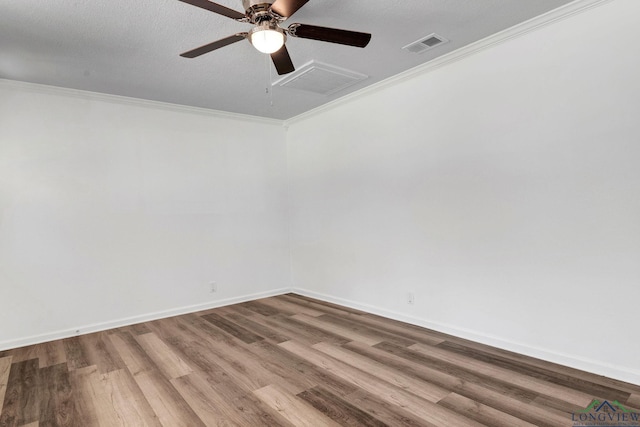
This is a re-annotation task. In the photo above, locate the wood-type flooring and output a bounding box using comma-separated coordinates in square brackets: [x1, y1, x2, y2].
[1, 293, 639, 426]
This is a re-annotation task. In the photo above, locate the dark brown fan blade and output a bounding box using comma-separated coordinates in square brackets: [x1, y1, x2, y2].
[180, 33, 247, 58]
[177, 0, 246, 20]
[288, 23, 371, 48]
[270, 45, 295, 75]
[270, 0, 310, 18]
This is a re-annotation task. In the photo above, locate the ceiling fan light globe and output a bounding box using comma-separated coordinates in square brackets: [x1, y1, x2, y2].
[251, 28, 285, 54]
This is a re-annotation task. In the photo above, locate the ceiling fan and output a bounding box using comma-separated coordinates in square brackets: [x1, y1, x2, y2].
[177, 0, 372, 75]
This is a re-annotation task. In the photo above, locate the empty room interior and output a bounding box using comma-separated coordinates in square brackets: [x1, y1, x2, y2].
[1, 0, 639, 425]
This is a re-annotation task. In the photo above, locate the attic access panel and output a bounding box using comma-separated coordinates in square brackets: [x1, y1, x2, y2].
[274, 60, 369, 96]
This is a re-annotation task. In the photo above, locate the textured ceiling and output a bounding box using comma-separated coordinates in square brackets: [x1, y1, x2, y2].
[1, 0, 574, 120]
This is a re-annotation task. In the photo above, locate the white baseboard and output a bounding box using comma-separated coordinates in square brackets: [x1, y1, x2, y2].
[0, 288, 291, 351]
[291, 288, 640, 386]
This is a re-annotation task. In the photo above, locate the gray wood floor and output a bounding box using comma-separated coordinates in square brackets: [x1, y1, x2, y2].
[1, 293, 638, 426]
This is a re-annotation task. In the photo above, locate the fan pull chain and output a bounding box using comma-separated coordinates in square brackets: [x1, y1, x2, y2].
[265, 52, 269, 97]
[269, 55, 274, 107]
[264, 52, 275, 108]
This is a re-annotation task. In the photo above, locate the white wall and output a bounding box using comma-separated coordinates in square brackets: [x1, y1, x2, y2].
[0, 81, 290, 347]
[287, 0, 640, 383]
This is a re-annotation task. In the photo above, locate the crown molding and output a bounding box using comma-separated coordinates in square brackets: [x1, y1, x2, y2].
[284, 0, 613, 126]
[0, 78, 284, 127]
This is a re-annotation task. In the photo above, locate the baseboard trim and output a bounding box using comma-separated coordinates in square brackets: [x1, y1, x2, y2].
[0, 288, 291, 351]
[291, 288, 640, 386]
[5, 286, 638, 386]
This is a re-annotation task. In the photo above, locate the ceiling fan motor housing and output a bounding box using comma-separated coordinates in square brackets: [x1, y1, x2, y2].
[242, 0, 275, 8]
[242, 0, 280, 22]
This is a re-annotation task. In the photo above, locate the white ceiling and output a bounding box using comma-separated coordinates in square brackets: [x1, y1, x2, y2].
[1, 0, 575, 120]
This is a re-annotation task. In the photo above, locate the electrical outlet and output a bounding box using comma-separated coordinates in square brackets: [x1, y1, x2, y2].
[407, 292, 415, 305]
[210, 282, 217, 293]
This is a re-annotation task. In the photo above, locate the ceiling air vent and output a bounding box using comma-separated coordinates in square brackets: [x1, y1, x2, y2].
[402, 33, 449, 54]
[274, 61, 368, 96]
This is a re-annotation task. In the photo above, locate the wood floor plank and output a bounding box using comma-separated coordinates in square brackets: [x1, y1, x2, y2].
[437, 340, 632, 403]
[152, 332, 229, 381]
[248, 340, 359, 398]
[1, 347, 38, 365]
[222, 311, 292, 344]
[38, 363, 75, 426]
[341, 319, 445, 347]
[358, 314, 450, 345]
[171, 372, 296, 426]
[129, 322, 153, 336]
[109, 332, 206, 427]
[344, 390, 436, 427]
[284, 294, 370, 316]
[172, 314, 306, 396]
[61, 337, 90, 371]
[208, 303, 259, 318]
[230, 393, 297, 427]
[445, 337, 640, 395]
[170, 373, 244, 426]
[374, 341, 544, 403]
[437, 392, 537, 427]
[258, 297, 325, 318]
[529, 394, 584, 419]
[240, 301, 285, 317]
[280, 294, 365, 318]
[108, 332, 155, 377]
[292, 314, 382, 346]
[0, 356, 12, 415]
[628, 393, 640, 408]
[131, 369, 206, 427]
[176, 313, 236, 346]
[78, 332, 125, 374]
[201, 312, 265, 344]
[146, 318, 241, 384]
[279, 340, 486, 427]
[348, 318, 446, 347]
[101, 369, 162, 427]
[278, 294, 360, 317]
[143, 315, 190, 341]
[245, 314, 349, 345]
[262, 314, 352, 346]
[69, 366, 119, 427]
[135, 333, 193, 380]
[297, 386, 389, 427]
[33, 342, 66, 369]
[316, 314, 417, 347]
[189, 375, 291, 426]
[0, 359, 40, 426]
[312, 342, 450, 402]
[346, 341, 570, 427]
[254, 384, 342, 427]
[409, 342, 595, 407]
